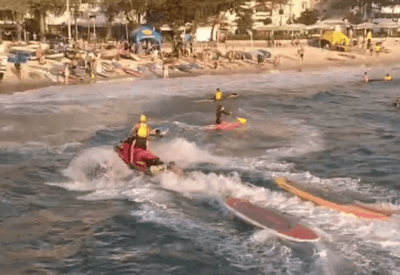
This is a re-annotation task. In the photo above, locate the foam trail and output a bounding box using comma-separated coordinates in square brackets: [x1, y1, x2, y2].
[265, 120, 324, 158]
[151, 138, 229, 168]
[51, 147, 133, 191]
[313, 243, 359, 275]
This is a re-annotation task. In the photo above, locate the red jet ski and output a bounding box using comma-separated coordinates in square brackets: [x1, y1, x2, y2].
[114, 136, 183, 176]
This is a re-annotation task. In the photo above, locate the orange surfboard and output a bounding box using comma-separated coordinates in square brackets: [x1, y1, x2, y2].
[274, 177, 394, 220]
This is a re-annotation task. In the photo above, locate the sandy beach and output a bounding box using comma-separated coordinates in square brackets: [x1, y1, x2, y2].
[1, 38, 400, 95]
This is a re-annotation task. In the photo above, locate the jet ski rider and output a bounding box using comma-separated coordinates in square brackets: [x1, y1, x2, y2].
[131, 115, 151, 150]
[216, 105, 232, 125]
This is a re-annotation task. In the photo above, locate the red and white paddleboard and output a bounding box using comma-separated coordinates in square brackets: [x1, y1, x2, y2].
[274, 177, 394, 220]
[205, 122, 243, 131]
[225, 198, 320, 242]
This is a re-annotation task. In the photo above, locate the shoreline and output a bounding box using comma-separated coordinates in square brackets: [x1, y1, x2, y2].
[1, 44, 399, 95]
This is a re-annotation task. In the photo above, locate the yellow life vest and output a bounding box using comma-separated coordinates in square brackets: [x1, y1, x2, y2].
[367, 33, 372, 40]
[384, 76, 393, 81]
[136, 123, 148, 138]
[376, 45, 380, 52]
[215, 91, 223, 101]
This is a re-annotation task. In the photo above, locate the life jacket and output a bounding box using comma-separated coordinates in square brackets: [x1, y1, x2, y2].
[215, 91, 223, 101]
[136, 123, 149, 138]
[376, 45, 380, 52]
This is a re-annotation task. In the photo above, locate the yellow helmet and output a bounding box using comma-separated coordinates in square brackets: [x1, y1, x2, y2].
[139, 115, 147, 122]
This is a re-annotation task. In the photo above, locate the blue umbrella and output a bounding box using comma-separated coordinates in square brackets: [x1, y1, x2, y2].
[7, 52, 30, 64]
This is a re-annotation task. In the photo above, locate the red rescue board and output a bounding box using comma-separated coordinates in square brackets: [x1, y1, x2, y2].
[225, 198, 320, 242]
[205, 122, 243, 131]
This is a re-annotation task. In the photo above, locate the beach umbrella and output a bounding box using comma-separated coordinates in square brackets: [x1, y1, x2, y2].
[255, 25, 279, 31]
[378, 21, 399, 29]
[304, 22, 335, 30]
[356, 22, 377, 29]
[283, 23, 306, 31]
[322, 19, 352, 27]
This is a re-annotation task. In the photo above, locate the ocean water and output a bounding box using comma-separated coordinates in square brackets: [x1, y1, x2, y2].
[1, 66, 400, 275]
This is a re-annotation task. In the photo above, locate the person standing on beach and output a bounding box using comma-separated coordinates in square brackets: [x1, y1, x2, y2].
[227, 49, 234, 70]
[37, 43, 45, 65]
[91, 53, 98, 81]
[273, 56, 281, 67]
[366, 31, 372, 50]
[14, 62, 22, 80]
[297, 48, 304, 61]
[0, 56, 6, 82]
[64, 63, 70, 84]
[163, 61, 169, 79]
[375, 43, 381, 56]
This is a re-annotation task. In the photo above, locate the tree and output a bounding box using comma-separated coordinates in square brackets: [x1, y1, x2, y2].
[264, 17, 272, 25]
[192, 0, 248, 41]
[234, 6, 253, 34]
[101, 0, 123, 39]
[295, 9, 319, 25]
[3, 0, 30, 40]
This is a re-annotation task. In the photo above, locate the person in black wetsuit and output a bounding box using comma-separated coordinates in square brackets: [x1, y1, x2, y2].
[216, 105, 232, 124]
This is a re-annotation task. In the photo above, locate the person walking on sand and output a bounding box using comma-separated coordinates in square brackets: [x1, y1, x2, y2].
[163, 61, 169, 79]
[298, 48, 304, 61]
[90, 53, 98, 81]
[14, 62, 22, 80]
[64, 63, 70, 84]
[37, 43, 45, 65]
[273, 56, 281, 67]
[375, 43, 381, 57]
[366, 31, 372, 50]
[0, 56, 6, 82]
[227, 49, 234, 70]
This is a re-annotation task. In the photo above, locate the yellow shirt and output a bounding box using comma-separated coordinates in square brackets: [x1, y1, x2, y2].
[135, 123, 149, 138]
[367, 33, 372, 40]
[384, 76, 393, 81]
[214, 91, 223, 101]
